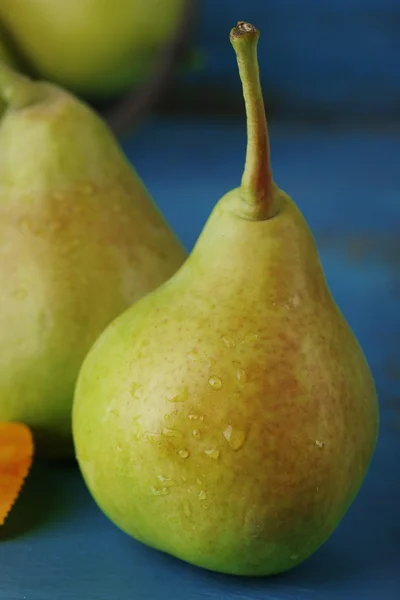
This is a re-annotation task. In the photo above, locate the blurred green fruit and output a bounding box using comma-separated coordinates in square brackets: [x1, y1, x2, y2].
[0, 0, 187, 99]
[0, 62, 186, 457]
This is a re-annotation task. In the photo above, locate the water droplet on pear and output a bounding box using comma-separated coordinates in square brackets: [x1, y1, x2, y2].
[151, 486, 170, 496]
[208, 376, 222, 390]
[205, 446, 220, 459]
[162, 427, 182, 438]
[223, 425, 246, 450]
[156, 475, 174, 487]
[168, 388, 188, 403]
[177, 448, 190, 459]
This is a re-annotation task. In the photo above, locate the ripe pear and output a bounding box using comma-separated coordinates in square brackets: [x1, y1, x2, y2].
[0, 0, 186, 99]
[73, 22, 378, 575]
[0, 62, 186, 457]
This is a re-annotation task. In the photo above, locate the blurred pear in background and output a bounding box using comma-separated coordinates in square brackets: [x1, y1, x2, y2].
[0, 0, 187, 99]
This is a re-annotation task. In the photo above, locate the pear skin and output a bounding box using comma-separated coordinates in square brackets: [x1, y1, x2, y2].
[0, 63, 186, 457]
[73, 23, 378, 575]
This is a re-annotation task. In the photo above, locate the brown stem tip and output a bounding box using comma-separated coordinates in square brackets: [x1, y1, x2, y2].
[230, 22, 259, 39]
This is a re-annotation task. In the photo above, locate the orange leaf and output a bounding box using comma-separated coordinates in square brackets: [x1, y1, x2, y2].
[0, 423, 34, 525]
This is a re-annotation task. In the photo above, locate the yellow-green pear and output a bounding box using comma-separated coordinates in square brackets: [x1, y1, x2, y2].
[73, 23, 378, 575]
[0, 62, 186, 457]
[0, 0, 186, 98]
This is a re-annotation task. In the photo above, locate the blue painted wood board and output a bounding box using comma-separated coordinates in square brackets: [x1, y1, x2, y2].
[190, 0, 400, 118]
[0, 118, 399, 599]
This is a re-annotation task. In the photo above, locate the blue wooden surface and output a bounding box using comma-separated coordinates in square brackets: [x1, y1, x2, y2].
[191, 0, 400, 119]
[1, 119, 399, 599]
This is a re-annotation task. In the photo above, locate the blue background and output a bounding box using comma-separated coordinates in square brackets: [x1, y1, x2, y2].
[188, 0, 400, 120]
[1, 1, 400, 599]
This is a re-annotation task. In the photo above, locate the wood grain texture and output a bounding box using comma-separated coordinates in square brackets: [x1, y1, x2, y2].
[0, 118, 399, 599]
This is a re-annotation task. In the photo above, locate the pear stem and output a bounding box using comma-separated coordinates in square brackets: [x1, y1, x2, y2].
[230, 22, 276, 220]
[0, 60, 43, 110]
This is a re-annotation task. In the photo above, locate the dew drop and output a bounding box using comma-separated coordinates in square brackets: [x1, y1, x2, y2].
[192, 429, 201, 438]
[196, 479, 202, 485]
[199, 415, 205, 422]
[208, 376, 222, 390]
[181, 475, 187, 482]
[168, 388, 188, 403]
[143, 431, 161, 443]
[221, 335, 235, 348]
[178, 448, 190, 459]
[236, 368, 247, 383]
[205, 446, 220, 460]
[223, 425, 246, 450]
[156, 475, 174, 487]
[316, 486, 320, 492]
[198, 490, 207, 501]
[151, 486, 170, 496]
[290, 554, 299, 561]
[187, 351, 201, 362]
[315, 440, 325, 448]
[188, 414, 198, 420]
[162, 427, 182, 438]
[183, 502, 191, 517]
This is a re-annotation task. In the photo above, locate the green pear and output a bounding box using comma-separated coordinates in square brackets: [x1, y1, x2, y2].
[0, 0, 186, 99]
[73, 22, 378, 575]
[0, 62, 186, 457]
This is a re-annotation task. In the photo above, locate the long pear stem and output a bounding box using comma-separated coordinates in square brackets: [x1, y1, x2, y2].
[0, 60, 43, 110]
[230, 22, 277, 219]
